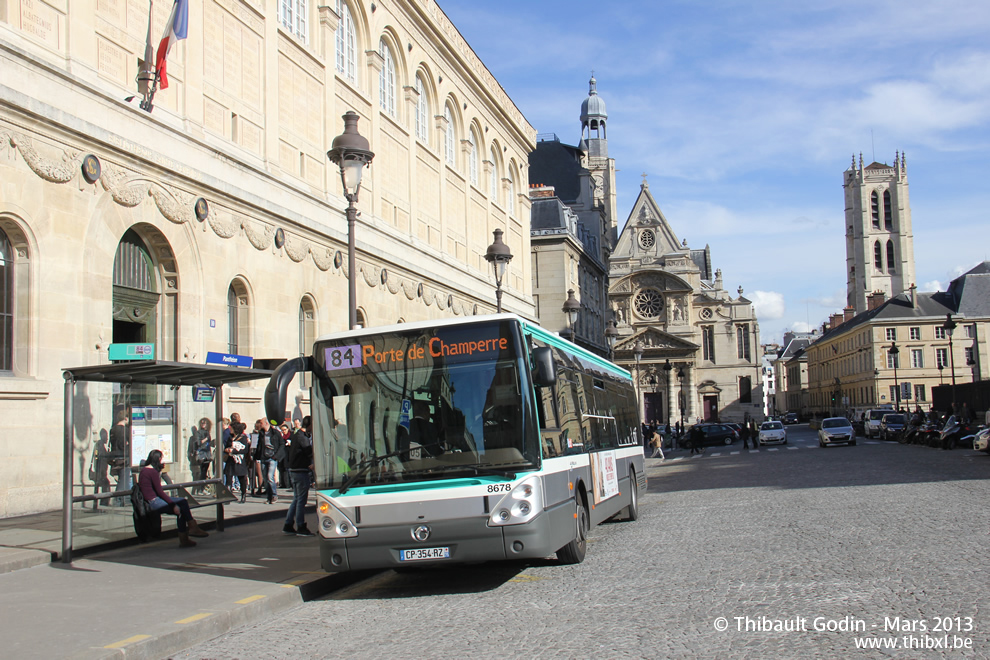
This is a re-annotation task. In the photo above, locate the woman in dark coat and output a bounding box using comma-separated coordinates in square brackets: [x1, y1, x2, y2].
[225, 421, 250, 503]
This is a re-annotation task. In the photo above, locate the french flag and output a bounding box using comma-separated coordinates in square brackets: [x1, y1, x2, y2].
[155, 0, 189, 90]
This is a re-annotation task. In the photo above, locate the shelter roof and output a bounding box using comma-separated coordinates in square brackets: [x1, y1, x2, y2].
[62, 360, 275, 387]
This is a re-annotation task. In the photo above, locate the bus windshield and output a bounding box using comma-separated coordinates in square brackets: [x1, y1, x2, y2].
[310, 319, 540, 491]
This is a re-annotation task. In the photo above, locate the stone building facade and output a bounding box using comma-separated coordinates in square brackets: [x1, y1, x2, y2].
[609, 181, 762, 425]
[844, 153, 916, 314]
[527, 77, 617, 357]
[0, 0, 535, 517]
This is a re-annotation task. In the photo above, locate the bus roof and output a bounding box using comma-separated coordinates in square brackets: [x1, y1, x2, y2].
[312, 313, 631, 381]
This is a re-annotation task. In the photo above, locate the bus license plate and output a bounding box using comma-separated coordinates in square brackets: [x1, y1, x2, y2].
[399, 547, 450, 561]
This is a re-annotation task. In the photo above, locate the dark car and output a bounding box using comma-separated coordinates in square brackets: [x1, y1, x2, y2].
[879, 413, 906, 441]
[782, 412, 799, 425]
[689, 424, 739, 447]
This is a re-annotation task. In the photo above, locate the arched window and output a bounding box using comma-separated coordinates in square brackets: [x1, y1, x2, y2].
[886, 240, 896, 273]
[873, 241, 883, 271]
[415, 74, 429, 143]
[506, 165, 515, 216]
[335, 1, 356, 83]
[444, 104, 456, 166]
[489, 148, 499, 200]
[468, 128, 478, 185]
[871, 191, 880, 229]
[299, 296, 316, 387]
[883, 190, 892, 230]
[0, 230, 12, 372]
[378, 39, 395, 116]
[356, 308, 367, 328]
[227, 280, 249, 355]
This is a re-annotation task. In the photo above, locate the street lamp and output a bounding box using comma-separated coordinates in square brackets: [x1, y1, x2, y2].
[889, 342, 900, 411]
[663, 358, 673, 426]
[562, 289, 580, 342]
[943, 313, 958, 408]
[873, 368, 880, 405]
[484, 229, 513, 313]
[677, 367, 685, 425]
[634, 340, 644, 422]
[605, 320, 619, 360]
[327, 111, 375, 330]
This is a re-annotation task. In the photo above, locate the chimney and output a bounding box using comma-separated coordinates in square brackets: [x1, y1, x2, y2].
[843, 306, 855, 322]
[829, 313, 844, 330]
[909, 283, 917, 308]
[528, 184, 556, 199]
[867, 290, 887, 311]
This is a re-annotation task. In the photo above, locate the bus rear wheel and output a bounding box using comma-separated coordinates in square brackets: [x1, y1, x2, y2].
[622, 469, 639, 521]
[556, 494, 589, 564]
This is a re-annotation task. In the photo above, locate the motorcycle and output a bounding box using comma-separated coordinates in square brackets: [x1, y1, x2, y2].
[938, 416, 978, 450]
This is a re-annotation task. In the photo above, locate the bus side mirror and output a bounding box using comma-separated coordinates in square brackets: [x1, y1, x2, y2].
[531, 347, 556, 388]
[265, 356, 312, 424]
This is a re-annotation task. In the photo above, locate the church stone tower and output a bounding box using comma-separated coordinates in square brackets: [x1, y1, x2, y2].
[578, 75, 618, 247]
[843, 152, 916, 313]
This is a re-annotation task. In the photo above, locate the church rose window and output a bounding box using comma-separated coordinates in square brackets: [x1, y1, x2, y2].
[700, 308, 713, 320]
[634, 288, 663, 319]
[639, 230, 655, 249]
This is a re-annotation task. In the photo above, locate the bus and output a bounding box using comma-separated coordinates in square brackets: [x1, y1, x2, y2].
[264, 314, 643, 572]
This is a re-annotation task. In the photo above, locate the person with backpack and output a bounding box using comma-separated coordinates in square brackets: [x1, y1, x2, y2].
[283, 415, 315, 537]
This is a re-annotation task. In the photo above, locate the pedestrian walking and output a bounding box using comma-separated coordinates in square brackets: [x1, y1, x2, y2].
[254, 417, 280, 504]
[742, 423, 750, 449]
[689, 424, 703, 455]
[650, 430, 665, 459]
[283, 415, 315, 537]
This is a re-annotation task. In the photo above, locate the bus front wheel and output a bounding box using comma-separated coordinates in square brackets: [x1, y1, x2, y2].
[556, 494, 589, 564]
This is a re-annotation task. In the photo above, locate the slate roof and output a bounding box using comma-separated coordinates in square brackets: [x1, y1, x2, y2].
[528, 140, 584, 203]
[530, 197, 568, 230]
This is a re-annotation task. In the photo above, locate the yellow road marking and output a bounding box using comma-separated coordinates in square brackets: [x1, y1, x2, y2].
[175, 613, 213, 624]
[290, 570, 326, 574]
[104, 634, 151, 649]
[235, 595, 266, 604]
[508, 574, 548, 583]
[284, 578, 307, 586]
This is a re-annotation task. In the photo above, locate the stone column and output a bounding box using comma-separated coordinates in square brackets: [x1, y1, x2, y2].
[667, 364, 676, 426]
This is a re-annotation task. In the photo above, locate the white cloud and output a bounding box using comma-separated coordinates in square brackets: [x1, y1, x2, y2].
[922, 280, 943, 292]
[749, 290, 786, 320]
[789, 322, 813, 333]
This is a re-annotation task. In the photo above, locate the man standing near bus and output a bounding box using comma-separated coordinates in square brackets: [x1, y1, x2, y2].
[283, 415, 315, 537]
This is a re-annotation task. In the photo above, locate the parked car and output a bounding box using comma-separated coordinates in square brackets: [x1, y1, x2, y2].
[973, 428, 990, 454]
[782, 412, 799, 425]
[864, 408, 894, 438]
[879, 413, 906, 441]
[819, 417, 856, 447]
[688, 424, 739, 447]
[758, 421, 787, 445]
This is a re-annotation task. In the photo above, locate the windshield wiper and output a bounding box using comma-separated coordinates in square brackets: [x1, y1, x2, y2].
[337, 440, 445, 494]
[338, 447, 407, 494]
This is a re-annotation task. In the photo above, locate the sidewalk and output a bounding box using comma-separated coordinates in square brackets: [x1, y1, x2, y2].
[0, 488, 342, 660]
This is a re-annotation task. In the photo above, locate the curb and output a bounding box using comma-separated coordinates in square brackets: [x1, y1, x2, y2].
[0, 547, 53, 574]
[77, 581, 304, 660]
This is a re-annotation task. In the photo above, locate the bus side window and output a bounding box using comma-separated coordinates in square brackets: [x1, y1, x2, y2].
[537, 384, 562, 458]
[557, 371, 584, 455]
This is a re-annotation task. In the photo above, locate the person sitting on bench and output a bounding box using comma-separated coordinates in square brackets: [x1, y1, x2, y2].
[139, 449, 209, 548]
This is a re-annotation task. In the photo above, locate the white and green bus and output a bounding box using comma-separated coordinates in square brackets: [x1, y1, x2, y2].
[265, 314, 643, 572]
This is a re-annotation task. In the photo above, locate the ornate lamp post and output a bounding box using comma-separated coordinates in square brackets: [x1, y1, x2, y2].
[562, 289, 580, 342]
[633, 340, 644, 422]
[889, 342, 900, 411]
[605, 320, 619, 360]
[663, 358, 673, 427]
[943, 313, 958, 408]
[874, 368, 880, 405]
[327, 111, 375, 330]
[484, 229, 513, 313]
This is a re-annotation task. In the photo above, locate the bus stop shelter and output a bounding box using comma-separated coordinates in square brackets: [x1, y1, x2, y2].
[61, 360, 275, 562]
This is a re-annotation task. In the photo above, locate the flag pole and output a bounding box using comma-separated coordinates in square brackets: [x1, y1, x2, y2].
[136, 0, 157, 112]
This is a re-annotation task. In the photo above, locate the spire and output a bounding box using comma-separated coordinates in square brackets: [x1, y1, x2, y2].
[641, 172, 649, 189]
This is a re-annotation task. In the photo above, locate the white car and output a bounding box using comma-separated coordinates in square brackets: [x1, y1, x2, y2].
[973, 428, 990, 454]
[819, 417, 856, 447]
[758, 421, 787, 445]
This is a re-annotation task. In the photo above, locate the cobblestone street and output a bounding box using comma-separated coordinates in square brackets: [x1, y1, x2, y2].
[178, 427, 990, 659]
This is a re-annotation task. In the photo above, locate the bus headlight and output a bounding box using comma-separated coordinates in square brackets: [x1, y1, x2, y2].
[488, 477, 542, 527]
[316, 496, 358, 538]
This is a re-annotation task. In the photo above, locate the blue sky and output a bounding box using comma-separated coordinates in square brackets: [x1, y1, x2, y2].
[439, 0, 990, 344]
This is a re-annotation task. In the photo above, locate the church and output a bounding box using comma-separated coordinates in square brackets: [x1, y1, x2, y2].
[608, 180, 763, 425]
